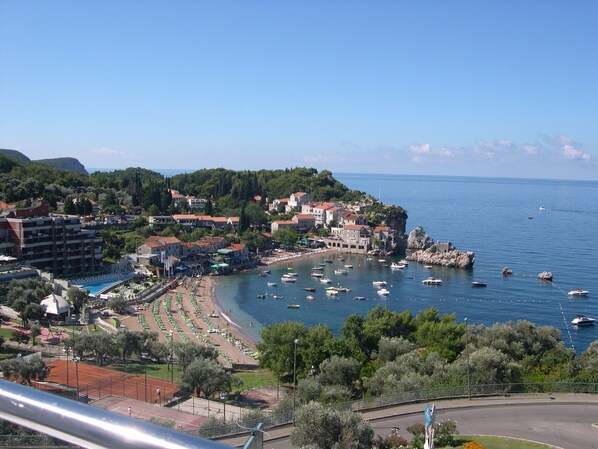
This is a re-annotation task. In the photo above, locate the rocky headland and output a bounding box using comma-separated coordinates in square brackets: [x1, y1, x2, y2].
[405, 226, 475, 269]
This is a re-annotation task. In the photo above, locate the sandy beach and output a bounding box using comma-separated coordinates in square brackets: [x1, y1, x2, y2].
[117, 247, 334, 369]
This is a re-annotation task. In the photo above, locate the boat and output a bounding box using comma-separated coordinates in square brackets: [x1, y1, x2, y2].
[372, 280, 387, 286]
[320, 277, 332, 284]
[344, 264, 354, 269]
[335, 287, 351, 292]
[267, 282, 277, 287]
[272, 295, 284, 299]
[365, 257, 372, 261]
[502, 267, 513, 275]
[390, 262, 406, 269]
[303, 287, 316, 292]
[311, 272, 324, 278]
[256, 294, 267, 299]
[286, 272, 299, 277]
[568, 288, 590, 297]
[258, 272, 267, 277]
[306, 295, 315, 300]
[287, 304, 301, 309]
[353, 296, 366, 301]
[263, 270, 271, 274]
[326, 289, 339, 296]
[424, 265, 433, 269]
[378, 259, 386, 263]
[539, 206, 546, 211]
[312, 266, 324, 271]
[422, 277, 443, 285]
[323, 259, 333, 263]
[334, 268, 348, 275]
[472, 281, 487, 287]
[571, 315, 596, 326]
[377, 288, 390, 296]
[281, 276, 296, 283]
[399, 259, 409, 266]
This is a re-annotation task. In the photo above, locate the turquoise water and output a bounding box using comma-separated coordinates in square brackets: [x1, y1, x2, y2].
[82, 280, 122, 297]
[215, 174, 598, 354]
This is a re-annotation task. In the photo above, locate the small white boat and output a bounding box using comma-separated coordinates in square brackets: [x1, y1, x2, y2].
[378, 259, 387, 263]
[311, 272, 324, 278]
[539, 206, 546, 211]
[281, 276, 296, 283]
[422, 277, 443, 285]
[267, 282, 277, 287]
[568, 288, 589, 297]
[335, 268, 348, 275]
[272, 295, 284, 299]
[353, 296, 366, 301]
[344, 264, 354, 269]
[390, 262, 406, 269]
[326, 289, 339, 296]
[287, 304, 301, 309]
[312, 266, 324, 271]
[320, 277, 332, 284]
[372, 280, 387, 286]
[377, 288, 390, 296]
[286, 272, 299, 277]
[571, 315, 596, 326]
[399, 259, 409, 266]
[424, 265, 433, 269]
[472, 281, 487, 287]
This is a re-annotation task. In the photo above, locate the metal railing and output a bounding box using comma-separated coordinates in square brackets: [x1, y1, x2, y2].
[0, 380, 233, 449]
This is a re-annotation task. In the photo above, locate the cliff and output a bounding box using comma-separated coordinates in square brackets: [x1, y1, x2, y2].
[407, 242, 475, 269]
[34, 157, 88, 175]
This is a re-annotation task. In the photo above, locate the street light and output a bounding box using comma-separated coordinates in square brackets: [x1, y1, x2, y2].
[292, 338, 299, 420]
[464, 317, 471, 400]
[310, 365, 317, 378]
[169, 330, 174, 383]
[220, 391, 228, 423]
[73, 357, 80, 402]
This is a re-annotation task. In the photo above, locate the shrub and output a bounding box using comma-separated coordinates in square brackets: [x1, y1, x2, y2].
[464, 442, 485, 449]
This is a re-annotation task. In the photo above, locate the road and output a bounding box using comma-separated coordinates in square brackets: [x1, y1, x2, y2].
[219, 394, 598, 449]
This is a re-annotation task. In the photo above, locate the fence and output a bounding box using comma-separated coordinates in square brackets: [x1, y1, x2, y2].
[199, 381, 598, 439]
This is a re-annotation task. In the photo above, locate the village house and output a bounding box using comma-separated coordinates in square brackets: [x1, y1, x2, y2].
[287, 192, 313, 211]
[148, 216, 176, 227]
[136, 236, 182, 266]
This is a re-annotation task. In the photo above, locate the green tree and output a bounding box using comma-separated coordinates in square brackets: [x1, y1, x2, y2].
[175, 341, 219, 371]
[180, 358, 241, 399]
[115, 329, 142, 363]
[290, 401, 374, 449]
[29, 323, 42, 345]
[0, 354, 50, 385]
[67, 287, 89, 314]
[273, 227, 300, 248]
[257, 321, 308, 382]
[318, 355, 361, 389]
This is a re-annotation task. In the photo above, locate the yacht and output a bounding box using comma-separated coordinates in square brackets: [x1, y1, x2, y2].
[372, 280, 387, 286]
[571, 315, 596, 326]
[422, 277, 443, 285]
[320, 277, 332, 284]
[568, 288, 589, 297]
[390, 262, 406, 269]
[377, 288, 390, 296]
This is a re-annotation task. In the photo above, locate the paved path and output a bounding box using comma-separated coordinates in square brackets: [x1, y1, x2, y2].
[216, 393, 598, 448]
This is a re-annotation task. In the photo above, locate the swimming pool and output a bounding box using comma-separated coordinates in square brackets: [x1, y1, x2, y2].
[79, 280, 126, 297]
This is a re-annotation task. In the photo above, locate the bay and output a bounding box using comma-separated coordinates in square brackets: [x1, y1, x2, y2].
[214, 174, 598, 354]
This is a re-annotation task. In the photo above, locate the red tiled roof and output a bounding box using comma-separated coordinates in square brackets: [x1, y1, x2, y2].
[343, 224, 369, 230]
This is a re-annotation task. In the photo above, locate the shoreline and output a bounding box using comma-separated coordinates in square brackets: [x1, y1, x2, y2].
[207, 247, 336, 347]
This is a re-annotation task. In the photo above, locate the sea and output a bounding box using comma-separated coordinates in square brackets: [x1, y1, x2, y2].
[213, 174, 598, 354]
[90, 168, 598, 353]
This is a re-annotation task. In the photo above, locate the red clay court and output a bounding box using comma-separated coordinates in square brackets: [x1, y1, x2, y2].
[44, 360, 179, 404]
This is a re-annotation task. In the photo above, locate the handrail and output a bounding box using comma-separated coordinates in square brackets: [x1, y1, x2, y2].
[0, 379, 233, 449]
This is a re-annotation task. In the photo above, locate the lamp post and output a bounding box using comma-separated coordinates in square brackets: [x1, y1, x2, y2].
[464, 317, 471, 400]
[169, 330, 174, 383]
[292, 338, 299, 420]
[65, 346, 69, 394]
[73, 357, 80, 402]
[310, 365, 317, 378]
[220, 391, 228, 423]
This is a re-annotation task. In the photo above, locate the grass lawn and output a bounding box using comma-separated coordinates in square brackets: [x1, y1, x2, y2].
[0, 328, 14, 338]
[455, 435, 555, 448]
[109, 362, 181, 383]
[235, 369, 278, 390]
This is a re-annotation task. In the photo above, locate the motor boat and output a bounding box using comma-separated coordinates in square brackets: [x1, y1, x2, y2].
[377, 288, 390, 296]
[571, 315, 596, 326]
[267, 282, 277, 287]
[568, 288, 589, 297]
[372, 280, 387, 286]
[390, 262, 406, 269]
[422, 277, 443, 285]
[472, 281, 487, 287]
[287, 304, 301, 309]
[334, 268, 348, 275]
[320, 277, 332, 284]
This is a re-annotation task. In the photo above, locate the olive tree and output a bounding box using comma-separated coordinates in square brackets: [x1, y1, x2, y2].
[290, 401, 374, 449]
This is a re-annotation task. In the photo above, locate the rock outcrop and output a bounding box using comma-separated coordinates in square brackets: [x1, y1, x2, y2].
[407, 245, 475, 269]
[407, 226, 434, 250]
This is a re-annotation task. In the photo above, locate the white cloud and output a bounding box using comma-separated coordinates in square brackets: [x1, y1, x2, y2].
[555, 135, 591, 162]
[91, 147, 137, 160]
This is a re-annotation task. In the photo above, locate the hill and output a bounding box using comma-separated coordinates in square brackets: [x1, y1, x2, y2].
[0, 149, 30, 163]
[0, 149, 88, 174]
[34, 157, 88, 175]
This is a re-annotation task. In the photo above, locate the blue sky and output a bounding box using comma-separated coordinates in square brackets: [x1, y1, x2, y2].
[1, 1, 597, 180]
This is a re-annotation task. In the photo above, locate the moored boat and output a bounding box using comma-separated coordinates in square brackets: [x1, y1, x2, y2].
[372, 280, 387, 286]
[472, 281, 487, 287]
[267, 282, 277, 287]
[422, 277, 443, 285]
[303, 287, 316, 292]
[571, 315, 596, 326]
[287, 304, 301, 309]
[390, 262, 406, 269]
[320, 277, 332, 284]
[377, 288, 390, 296]
[335, 268, 348, 275]
[568, 288, 589, 297]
